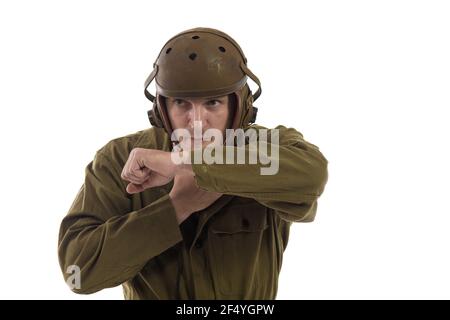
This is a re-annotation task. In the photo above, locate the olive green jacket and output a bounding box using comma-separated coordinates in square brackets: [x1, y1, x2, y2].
[58, 124, 328, 299]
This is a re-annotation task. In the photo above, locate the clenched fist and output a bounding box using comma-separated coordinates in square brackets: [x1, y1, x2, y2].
[121, 148, 176, 194]
[121, 147, 223, 224]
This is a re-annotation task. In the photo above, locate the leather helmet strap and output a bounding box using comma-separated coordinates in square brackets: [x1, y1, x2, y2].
[144, 64, 158, 102]
[240, 62, 262, 101]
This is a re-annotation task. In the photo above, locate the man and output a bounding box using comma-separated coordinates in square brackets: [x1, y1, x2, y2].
[58, 27, 328, 299]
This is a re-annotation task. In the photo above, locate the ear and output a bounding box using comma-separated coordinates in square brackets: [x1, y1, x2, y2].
[147, 100, 164, 128]
[156, 94, 175, 135]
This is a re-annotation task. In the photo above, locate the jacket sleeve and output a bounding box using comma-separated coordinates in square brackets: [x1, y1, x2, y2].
[58, 151, 182, 294]
[190, 125, 328, 223]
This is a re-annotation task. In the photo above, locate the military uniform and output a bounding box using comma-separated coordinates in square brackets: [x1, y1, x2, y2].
[58, 27, 328, 299]
[58, 124, 327, 299]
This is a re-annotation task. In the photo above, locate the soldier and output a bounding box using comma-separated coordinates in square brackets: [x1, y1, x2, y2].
[58, 27, 328, 299]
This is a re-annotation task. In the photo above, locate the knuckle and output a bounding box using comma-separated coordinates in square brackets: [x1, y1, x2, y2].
[132, 147, 143, 155]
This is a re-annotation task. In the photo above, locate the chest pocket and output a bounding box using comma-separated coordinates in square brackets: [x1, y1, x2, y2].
[206, 200, 270, 298]
[210, 203, 268, 234]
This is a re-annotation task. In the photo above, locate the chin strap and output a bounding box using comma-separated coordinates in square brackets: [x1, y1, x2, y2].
[240, 61, 262, 101]
[144, 64, 158, 102]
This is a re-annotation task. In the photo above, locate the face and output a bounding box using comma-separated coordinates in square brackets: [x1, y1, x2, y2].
[165, 95, 233, 149]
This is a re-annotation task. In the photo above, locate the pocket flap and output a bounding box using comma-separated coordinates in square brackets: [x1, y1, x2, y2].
[210, 202, 268, 234]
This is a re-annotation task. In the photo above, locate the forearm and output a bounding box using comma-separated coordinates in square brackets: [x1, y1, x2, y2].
[58, 194, 182, 294]
[188, 143, 328, 203]
[169, 193, 191, 224]
[170, 125, 328, 222]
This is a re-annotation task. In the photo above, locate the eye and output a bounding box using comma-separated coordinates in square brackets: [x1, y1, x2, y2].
[173, 99, 185, 106]
[206, 99, 222, 107]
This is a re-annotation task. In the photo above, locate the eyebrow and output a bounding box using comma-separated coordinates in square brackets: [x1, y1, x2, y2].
[169, 96, 226, 101]
[207, 95, 227, 100]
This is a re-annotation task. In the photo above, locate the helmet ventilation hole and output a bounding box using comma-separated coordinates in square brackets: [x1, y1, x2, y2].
[192, 35, 200, 39]
[218, 46, 226, 52]
[189, 53, 197, 60]
[165, 48, 172, 54]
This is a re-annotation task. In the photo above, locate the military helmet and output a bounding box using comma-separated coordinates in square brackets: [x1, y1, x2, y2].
[144, 27, 261, 136]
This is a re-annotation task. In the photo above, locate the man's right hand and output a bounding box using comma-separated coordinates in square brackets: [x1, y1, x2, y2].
[169, 173, 223, 224]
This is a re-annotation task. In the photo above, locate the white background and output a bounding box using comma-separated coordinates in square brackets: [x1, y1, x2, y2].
[1, 0, 449, 299]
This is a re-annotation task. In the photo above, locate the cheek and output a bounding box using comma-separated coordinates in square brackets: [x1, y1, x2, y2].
[167, 109, 187, 128]
[210, 108, 229, 127]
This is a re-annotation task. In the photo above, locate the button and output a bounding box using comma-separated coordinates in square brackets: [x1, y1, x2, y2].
[241, 218, 250, 229]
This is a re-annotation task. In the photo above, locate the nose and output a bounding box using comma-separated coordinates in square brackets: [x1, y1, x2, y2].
[188, 103, 207, 128]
